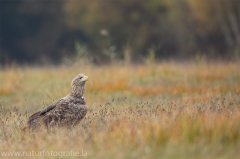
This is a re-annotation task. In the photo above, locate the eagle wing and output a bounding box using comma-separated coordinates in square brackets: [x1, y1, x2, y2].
[27, 96, 87, 129]
[27, 99, 62, 128]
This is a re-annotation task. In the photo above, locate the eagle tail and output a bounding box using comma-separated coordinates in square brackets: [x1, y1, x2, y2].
[22, 111, 42, 131]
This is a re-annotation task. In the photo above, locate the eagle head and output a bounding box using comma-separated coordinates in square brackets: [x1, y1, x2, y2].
[71, 74, 88, 97]
[71, 74, 88, 86]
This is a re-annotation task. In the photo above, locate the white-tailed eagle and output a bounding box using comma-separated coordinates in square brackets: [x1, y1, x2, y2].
[24, 74, 88, 130]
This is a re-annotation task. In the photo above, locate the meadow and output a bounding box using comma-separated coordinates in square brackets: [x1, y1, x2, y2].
[0, 61, 240, 159]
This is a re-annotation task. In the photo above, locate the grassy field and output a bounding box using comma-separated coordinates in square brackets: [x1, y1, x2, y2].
[0, 62, 240, 159]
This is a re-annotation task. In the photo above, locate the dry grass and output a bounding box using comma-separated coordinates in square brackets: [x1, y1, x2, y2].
[0, 62, 240, 159]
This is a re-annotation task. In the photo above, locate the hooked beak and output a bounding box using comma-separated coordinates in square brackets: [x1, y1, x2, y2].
[81, 75, 89, 82]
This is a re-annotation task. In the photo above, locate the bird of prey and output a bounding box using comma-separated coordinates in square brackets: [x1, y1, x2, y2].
[24, 74, 88, 130]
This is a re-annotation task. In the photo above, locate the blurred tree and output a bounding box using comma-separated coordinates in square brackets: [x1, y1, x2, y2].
[1, 0, 73, 64]
[64, 0, 178, 61]
[184, 0, 240, 59]
[214, 0, 240, 59]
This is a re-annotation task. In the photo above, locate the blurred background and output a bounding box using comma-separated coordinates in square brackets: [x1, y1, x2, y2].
[0, 0, 240, 65]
